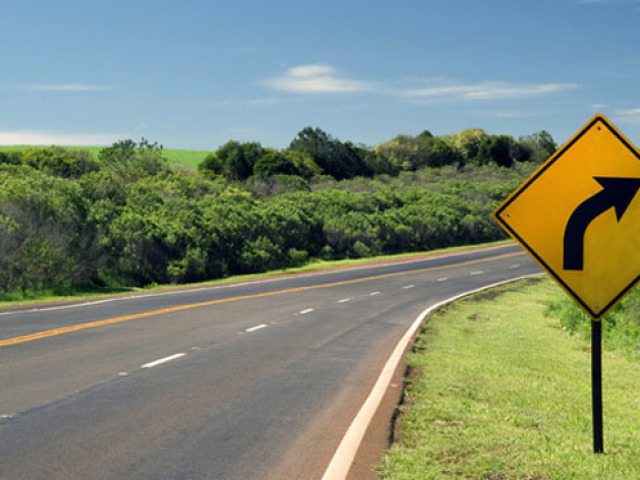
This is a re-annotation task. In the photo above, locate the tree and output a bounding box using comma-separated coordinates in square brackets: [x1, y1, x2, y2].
[20, 147, 98, 178]
[199, 141, 264, 181]
[253, 150, 298, 179]
[453, 128, 488, 163]
[289, 127, 369, 180]
[98, 139, 167, 180]
[476, 135, 515, 168]
[516, 130, 556, 163]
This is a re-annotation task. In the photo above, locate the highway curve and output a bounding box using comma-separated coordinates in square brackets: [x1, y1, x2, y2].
[0, 243, 540, 479]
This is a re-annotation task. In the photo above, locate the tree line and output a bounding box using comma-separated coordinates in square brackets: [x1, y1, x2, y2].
[199, 126, 556, 183]
[0, 127, 553, 296]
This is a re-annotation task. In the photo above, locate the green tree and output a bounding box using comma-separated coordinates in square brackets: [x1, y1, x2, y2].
[99, 139, 168, 180]
[476, 135, 515, 167]
[0, 166, 95, 291]
[289, 127, 370, 180]
[253, 149, 299, 179]
[20, 147, 98, 178]
[453, 128, 488, 163]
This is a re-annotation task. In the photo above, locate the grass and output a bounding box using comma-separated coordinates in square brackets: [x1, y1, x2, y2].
[378, 277, 640, 479]
[0, 241, 511, 309]
[0, 145, 210, 170]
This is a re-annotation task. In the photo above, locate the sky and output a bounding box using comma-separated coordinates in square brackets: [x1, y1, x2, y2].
[1, 0, 640, 151]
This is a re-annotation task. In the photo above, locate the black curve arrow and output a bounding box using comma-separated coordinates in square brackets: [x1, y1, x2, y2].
[564, 177, 640, 270]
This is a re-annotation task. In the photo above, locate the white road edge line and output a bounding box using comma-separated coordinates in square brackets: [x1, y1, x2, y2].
[321, 273, 539, 480]
[141, 353, 186, 369]
[299, 308, 314, 315]
[245, 323, 268, 333]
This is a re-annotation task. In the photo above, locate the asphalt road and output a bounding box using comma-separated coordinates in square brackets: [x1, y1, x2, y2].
[0, 244, 540, 479]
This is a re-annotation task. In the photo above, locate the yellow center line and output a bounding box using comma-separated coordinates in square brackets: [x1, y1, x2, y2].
[0, 251, 525, 348]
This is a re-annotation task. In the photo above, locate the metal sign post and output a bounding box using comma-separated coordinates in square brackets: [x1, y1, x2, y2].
[592, 320, 604, 453]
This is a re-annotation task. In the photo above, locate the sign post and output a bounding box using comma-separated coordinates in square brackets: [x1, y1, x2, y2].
[493, 114, 640, 454]
[592, 320, 603, 453]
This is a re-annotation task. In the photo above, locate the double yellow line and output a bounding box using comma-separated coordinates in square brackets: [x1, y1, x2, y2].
[0, 251, 523, 348]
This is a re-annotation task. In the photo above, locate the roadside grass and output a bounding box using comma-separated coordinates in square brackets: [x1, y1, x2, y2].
[0, 145, 209, 170]
[378, 277, 640, 479]
[0, 241, 511, 309]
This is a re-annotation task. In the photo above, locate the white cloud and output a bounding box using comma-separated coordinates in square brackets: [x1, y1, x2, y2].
[399, 81, 579, 101]
[614, 107, 640, 123]
[264, 64, 373, 94]
[616, 107, 640, 116]
[27, 84, 112, 92]
[0, 130, 120, 146]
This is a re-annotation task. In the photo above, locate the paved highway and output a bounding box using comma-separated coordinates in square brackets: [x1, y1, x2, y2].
[0, 244, 540, 479]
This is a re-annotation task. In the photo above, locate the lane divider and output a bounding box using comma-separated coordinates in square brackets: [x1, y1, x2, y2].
[0, 252, 524, 348]
[140, 353, 186, 369]
[321, 273, 539, 480]
[245, 324, 267, 333]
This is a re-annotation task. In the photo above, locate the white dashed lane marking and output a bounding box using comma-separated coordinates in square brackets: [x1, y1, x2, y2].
[245, 324, 268, 333]
[141, 353, 186, 369]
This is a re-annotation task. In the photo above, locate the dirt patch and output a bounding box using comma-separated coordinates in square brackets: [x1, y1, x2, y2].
[468, 312, 489, 322]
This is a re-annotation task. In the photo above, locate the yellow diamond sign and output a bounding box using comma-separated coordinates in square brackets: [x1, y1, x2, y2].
[493, 114, 640, 319]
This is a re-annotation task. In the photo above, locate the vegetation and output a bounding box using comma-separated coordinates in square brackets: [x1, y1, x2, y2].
[0, 126, 554, 298]
[0, 145, 210, 170]
[547, 286, 640, 359]
[378, 278, 640, 479]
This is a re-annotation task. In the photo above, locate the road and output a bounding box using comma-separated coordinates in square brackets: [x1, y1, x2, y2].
[0, 244, 540, 479]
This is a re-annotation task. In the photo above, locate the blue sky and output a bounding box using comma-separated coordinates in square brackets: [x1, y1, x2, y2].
[2, 0, 640, 150]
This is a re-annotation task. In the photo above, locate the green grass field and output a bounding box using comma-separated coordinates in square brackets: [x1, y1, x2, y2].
[378, 277, 640, 479]
[0, 145, 209, 170]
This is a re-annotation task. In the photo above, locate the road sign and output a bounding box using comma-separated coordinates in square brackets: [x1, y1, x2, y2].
[493, 114, 640, 320]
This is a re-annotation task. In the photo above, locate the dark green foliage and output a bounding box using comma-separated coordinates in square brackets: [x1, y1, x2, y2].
[289, 127, 371, 179]
[0, 127, 553, 296]
[0, 165, 96, 292]
[199, 140, 264, 181]
[477, 135, 515, 168]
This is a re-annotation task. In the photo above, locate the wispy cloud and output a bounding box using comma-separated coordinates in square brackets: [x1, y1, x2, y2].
[399, 81, 579, 101]
[614, 107, 640, 123]
[263, 64, 374, 94]
[27, 83, 113, 92]
[0, 130, 120, 146]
